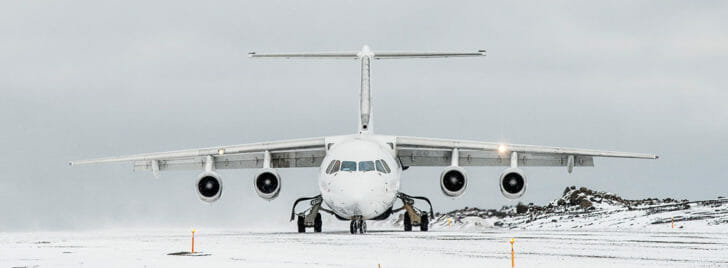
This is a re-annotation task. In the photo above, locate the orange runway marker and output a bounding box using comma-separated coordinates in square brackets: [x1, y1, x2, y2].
[191, 229, 196, 253]
[510, 238, 515, 268]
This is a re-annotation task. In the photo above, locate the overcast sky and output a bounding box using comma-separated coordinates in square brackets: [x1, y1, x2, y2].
[1, 1, 726, 231]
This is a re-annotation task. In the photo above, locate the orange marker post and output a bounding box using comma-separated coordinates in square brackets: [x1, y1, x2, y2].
[510, 238, 515, 267]
[671, 217, 674, 229]
[191, 229, 196, 253]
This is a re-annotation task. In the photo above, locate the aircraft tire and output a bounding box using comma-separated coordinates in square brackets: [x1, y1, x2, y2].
[420, 212, 429, 232]
[297, 216, 306, 233]
[404, 212, 412, 231]
[314, 213, 322, 233]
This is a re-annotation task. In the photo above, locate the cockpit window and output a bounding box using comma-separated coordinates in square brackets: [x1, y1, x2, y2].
[340, 161, 357, 172]
[326, 160, 340, 174]
[325, 160, 335, 174]
[359, 161, 375, 172]
[332, 160, 341, 173]
[375, 160, 387, 173]
[380, 159, 391, 173]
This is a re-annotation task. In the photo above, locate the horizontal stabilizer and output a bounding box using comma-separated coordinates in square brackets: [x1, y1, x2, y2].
[372, 51, 486, 59]
[248, 46, 486, 60]
[248, 51, 359, 59]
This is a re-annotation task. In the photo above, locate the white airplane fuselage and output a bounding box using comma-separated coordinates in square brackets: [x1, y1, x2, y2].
[318, 134, 401, 220]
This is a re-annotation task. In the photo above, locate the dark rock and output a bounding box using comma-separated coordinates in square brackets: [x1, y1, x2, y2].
[516, 202, 529, 214]
[579, 199, 593, 209]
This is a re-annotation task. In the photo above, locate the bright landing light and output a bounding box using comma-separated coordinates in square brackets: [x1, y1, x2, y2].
[498, 144, 507, 154]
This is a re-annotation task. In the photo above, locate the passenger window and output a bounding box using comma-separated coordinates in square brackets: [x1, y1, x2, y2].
[359, 161, 375, 172]
[380, 159, 391, 173]
[375, 160, 386, 173]
[341, 161, 357, 172]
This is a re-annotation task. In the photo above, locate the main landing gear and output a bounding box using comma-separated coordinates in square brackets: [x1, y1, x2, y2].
[349, 216, 367, 234]
[290, 195, 334, 233]
[393, 193, 433, 232]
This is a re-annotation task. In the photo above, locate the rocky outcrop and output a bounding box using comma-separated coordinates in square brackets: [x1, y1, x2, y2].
[429, 186, 728, 230]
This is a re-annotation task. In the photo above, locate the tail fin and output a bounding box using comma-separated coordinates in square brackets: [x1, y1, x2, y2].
[249, 45, 486, 134]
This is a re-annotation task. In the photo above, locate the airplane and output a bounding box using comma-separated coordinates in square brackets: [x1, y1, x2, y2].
[69, 45, 658, 234]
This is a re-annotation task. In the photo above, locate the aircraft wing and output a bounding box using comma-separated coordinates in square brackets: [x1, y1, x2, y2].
[69, 137, 327, 173]
[395, 136, 657, 169]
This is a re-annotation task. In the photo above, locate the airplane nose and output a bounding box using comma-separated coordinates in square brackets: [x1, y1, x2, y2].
[326, 172, 390, 218]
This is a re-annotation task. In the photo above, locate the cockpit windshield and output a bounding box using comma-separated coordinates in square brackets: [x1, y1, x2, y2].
[340, 161, 357, 172]
[375, 160, 386, 173]
[358, 161, 375, 172]
[326, 160, 391, 174]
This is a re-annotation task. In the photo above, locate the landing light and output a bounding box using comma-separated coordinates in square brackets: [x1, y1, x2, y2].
[498, 144, 507, 154]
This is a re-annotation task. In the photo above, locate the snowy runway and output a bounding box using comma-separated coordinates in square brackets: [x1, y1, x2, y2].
[3, 228, 727, 267]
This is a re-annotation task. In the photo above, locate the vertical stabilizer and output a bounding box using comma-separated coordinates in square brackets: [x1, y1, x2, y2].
[359, 45, 373, 134]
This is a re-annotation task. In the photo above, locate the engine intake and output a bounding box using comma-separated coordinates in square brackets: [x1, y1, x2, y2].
[499, 168, 527, 199]
[254, 168, 281, 200]
[440, 166, 468, 197]
[196, 171, 223, 203]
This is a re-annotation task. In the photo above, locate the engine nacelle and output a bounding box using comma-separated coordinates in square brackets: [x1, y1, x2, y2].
[196, 171, 223, 203]
[440, 166, 468, 197]
[499, 168, 527, 199]
[254, 168, 281, 200]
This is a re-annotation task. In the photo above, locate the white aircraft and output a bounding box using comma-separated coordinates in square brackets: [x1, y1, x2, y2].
[70, 46, 658, 234]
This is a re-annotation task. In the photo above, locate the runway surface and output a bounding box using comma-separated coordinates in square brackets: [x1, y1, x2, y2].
[2, 228, 727, 267]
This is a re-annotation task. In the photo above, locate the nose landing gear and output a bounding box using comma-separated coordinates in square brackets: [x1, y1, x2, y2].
[394, 193, 433, 232]
[349, 216, 367, 234]
[291, 194, 334, 233]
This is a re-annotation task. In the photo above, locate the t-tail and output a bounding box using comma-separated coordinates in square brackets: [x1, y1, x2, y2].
[248, 45, 486, 134]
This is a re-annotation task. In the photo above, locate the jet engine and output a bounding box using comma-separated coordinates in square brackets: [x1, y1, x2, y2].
[499, 168, 527, 199]
[254, 168, 281, 200]
[440, 166, 468, 197]
[196, 171, 223, 203]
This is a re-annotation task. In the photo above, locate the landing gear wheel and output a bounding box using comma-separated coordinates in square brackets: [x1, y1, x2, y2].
[359, 221, 367, 234]
[350, 220, 358, 234]
[403, 212, 412, 232]
[297, 216, 306, 233]
[420, 212, 429, 232]
[313, 213, 322, 233]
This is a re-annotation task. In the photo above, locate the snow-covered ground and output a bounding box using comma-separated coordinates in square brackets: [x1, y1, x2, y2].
[2, 227, 727, 267]
[4, 187, 727, 267]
